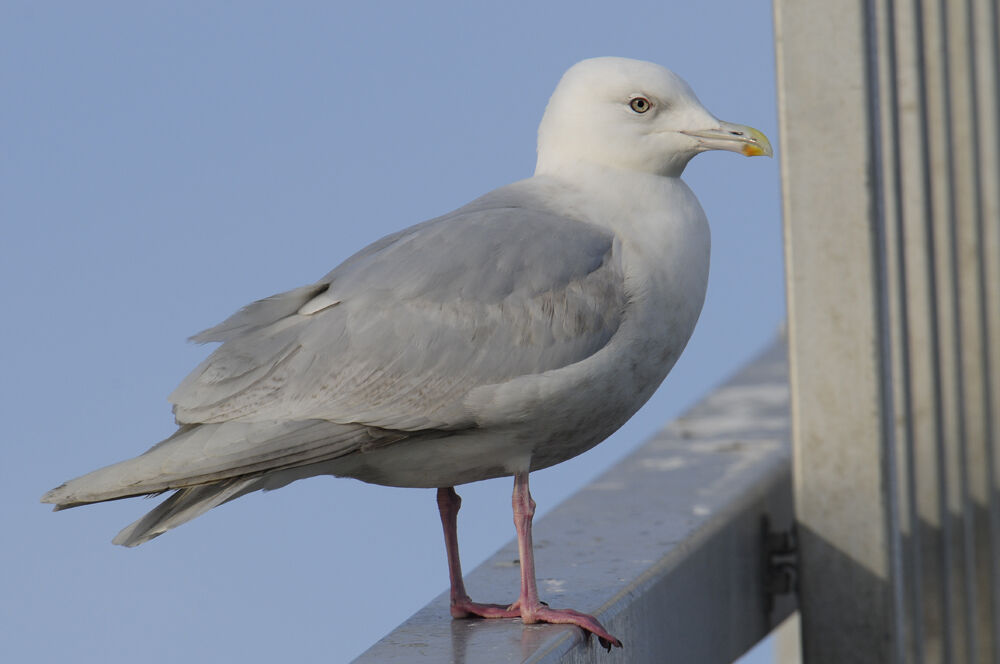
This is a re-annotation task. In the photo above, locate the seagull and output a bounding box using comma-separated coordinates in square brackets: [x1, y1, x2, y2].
[42, 56, 771, 650]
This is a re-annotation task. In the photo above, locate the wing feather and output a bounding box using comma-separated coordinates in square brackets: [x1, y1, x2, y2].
[171, 196, 628, 433]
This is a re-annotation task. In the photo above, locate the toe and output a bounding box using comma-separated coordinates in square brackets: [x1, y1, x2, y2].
[521, 604, 622, 648]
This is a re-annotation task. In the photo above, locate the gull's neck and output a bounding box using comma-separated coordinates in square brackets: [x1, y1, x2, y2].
[528, 155, 711, 363]
[535, 151, 694, 179]
[528, 160, 693, 234]
[516, 161, 710, 307]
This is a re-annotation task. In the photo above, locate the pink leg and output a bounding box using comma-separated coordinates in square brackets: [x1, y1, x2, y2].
[508, 471, 622, 650]
[435, 480, 623, 651]
[436, 487, 518, 619]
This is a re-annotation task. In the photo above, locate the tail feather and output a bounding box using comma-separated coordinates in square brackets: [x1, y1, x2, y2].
[111, 477, 260, 547]
[41, 420, 386, 508]
[41, 419, 409, 546]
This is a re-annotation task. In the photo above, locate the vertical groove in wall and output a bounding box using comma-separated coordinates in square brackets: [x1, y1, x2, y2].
[943, 0, 991, 658]
[914, 0, 957, 659]
[872, 0, 918, 660]
[880, 0, 926, 657]
[897, 0, 946, 658]
[969, 0, 1000, 660]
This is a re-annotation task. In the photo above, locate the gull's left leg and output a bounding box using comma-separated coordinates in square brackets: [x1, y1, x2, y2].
[509, 471, 623, 650]
[436, 486, 518, 619]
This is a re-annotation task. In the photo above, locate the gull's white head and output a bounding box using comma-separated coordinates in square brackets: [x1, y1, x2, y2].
[536, 57, 771, 177]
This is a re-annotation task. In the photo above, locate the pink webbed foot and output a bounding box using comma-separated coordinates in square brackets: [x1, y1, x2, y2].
[448, 596, 520, 619]
[451, 596, 622, 650]
[518, 601, 622, 651]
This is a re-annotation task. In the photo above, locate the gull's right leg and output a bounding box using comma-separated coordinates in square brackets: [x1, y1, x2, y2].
[436, 486, 518, 619]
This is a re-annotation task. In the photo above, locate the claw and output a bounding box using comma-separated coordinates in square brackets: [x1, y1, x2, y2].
[519, 603, 622, 648]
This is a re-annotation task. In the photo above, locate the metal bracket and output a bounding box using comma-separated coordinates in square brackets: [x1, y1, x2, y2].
[762, 516, 798, 613]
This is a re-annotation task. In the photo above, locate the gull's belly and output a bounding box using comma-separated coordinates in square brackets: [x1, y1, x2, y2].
[528, 272, 708, 469]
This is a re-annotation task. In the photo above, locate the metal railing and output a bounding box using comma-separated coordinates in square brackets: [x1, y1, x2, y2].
[774, 0, 1000, 661]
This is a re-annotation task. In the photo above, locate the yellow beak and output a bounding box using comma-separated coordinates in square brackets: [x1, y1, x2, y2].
[681, 122, 773, 157]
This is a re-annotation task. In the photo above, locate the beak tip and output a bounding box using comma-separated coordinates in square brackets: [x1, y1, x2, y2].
[744, 146, 774, 158]
[742, 127, 773, 158]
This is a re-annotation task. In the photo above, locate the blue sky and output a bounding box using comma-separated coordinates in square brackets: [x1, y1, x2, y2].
[1, 2, 783, 662]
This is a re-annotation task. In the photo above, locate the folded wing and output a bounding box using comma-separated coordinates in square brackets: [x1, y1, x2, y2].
[171, 200, 627, 432]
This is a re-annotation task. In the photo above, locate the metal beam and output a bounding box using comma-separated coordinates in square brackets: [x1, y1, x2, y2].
[773, 0, 904, 661]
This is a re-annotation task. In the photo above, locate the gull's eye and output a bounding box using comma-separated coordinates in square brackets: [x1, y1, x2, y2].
[629, 97, 651, 114]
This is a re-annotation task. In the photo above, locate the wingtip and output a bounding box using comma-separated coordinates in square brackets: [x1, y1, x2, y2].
[111, 528, 153, 548]
[41, 480, 120, 511]
[40, 485, 66, 506]
[41, 487, 85, 511]
[187, 329, 215, 344]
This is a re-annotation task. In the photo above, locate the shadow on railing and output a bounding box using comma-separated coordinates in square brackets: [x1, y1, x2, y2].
[353, 339, 796, 663]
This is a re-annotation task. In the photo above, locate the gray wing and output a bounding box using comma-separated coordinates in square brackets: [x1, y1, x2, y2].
[170, 202, 628, 432]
